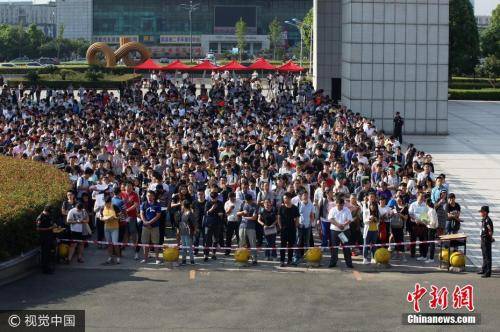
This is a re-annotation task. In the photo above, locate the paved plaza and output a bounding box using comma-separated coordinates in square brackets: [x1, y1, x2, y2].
[407, 101, 500, 268]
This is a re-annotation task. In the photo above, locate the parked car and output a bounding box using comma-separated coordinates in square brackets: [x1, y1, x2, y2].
[25, 62, 43, 67]
[38, 57, 60, 65]
[0, 63, 17, 67]
[159, 58, 170, 64]
[197, 53, 218, 65]
[10, 56, 32, 63]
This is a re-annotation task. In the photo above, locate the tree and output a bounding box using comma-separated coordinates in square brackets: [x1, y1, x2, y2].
[235, 18, 247, 61]
[27, 24, 47, 57]
[475, 55, 500, 88]
[0, 25, 31, 60]
[449, 0, 480, 75]
[480, 4, 500, 58]
[56, 24, 65, 60]
[0, 23, 89, 61]
[268, 18, 282, 60]
[302, 7, 313, 55]
[25, 71, 40, 86]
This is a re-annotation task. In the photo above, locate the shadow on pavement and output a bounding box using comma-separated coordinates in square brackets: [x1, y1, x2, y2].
[0, 269, 166, 310]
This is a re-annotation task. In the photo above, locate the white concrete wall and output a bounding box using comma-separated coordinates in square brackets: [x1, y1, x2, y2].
[341, 0, 449, 135]
[313, 0, 343, 96]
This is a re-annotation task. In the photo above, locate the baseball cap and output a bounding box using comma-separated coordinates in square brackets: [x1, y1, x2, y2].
[479, 206, 489, 213]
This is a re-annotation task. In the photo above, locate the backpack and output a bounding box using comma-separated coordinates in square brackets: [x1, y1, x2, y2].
[390, 212, 404, 229]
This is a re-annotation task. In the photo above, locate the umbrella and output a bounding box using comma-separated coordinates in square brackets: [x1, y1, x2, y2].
[190, 60, 219, 71]
[277, 60, 305, 73]
[217, 60, 248, 71]
[162, 60, 191, 71]
[133, 58, 163, 71]
[248, 58, 276, 71]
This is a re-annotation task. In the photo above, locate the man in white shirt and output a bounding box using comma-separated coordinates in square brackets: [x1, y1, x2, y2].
[416, 163, 435, 185]
[224, 192, 242, 255]
[328, 197, 354, 268]
[408, 192, 429, 260]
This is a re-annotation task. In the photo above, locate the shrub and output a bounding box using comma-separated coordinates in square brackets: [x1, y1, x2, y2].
[6, 74, 141, 89]
[25, 71, 40, 85]
[84, 68, 105, 82]
[0, 156, 71, 261]
[58, 69, 78, 80]
[451, 76, 492, 83]
[449, 81, 493, 89]
[40, 65, 59, 75]
[0, 65, 134, 75]
[448, 88, 500, 100]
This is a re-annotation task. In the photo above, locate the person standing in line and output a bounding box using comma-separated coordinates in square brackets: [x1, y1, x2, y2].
[478, 206, 494, 278]
[294, 191, 315, 265]
[408, 192, 429, 261]
[224, 192, 242, 256]
[393, 111, 404, 144]
[237, 194, 259, 264]
[425, 199, 439, 263]
[328, 198, 354, 268]
[140, 190, 162, 264]
[192, 189, 207, 256]
[277, 192, 300, 267]
[36, 205, 56, 274]
[102, 196, 121, 264]
[258, 198, 278, 261]
[203, 191, 224, 261]
[178, 200, 196, 265]
[66, 202, 89, 264]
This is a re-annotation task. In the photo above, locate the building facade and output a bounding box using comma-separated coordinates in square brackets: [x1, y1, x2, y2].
[476, 15, 491, 30]
[56, 0, 92, 41]
[0, 0, 56, 37]
[55, 0, 311, 57]
[314, 0, 449, 135]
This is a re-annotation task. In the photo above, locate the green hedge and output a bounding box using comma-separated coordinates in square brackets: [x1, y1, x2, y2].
[7, 73, 142, 89]
[448, 88, 500, 100]
[449, 81, 495, 89]
[451, 76, 492, 84]
[0, 65, 134, 75]
[0, 156, 71, 261]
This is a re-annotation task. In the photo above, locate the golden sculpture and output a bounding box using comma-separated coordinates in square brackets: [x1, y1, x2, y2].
[86, 37, 152, 68]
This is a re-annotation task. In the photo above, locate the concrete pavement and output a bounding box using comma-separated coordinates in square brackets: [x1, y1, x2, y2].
[407, 101, 500, 268]
[0, 265, 498, 331]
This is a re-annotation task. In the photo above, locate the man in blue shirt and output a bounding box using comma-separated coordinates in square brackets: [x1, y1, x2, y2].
[140, 190, 162, 264]
[237, 194, 258, 264]
[431, 176, 446, 204]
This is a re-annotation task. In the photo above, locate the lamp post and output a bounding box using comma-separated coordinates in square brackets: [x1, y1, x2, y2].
[180, 1, 200, 63]
[308, 22, 313, 76]
[284, 18, 303, 67]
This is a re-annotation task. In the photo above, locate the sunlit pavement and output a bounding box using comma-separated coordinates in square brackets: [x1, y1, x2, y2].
[407, 101, 500, 268]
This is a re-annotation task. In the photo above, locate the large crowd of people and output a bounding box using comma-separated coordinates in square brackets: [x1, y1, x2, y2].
[1, 71, 464, 271]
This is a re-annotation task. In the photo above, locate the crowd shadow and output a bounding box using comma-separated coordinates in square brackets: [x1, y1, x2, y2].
[0, 268, 167, 310]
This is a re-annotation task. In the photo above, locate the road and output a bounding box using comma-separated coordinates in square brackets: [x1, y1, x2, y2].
[0, 263, 498, 331]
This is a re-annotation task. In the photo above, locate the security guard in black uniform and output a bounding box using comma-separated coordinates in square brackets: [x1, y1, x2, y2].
[36, 205, 56, 274]
[478, 206, 494, 278]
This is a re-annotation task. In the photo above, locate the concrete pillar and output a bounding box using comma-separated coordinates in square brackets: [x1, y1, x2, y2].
[313, 0, 342, 98]
[340, 0, 449, 134]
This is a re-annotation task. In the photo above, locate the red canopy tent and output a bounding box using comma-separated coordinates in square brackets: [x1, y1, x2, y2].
[248, 58, 276, 71]
[277, 60, 305, 73]
[133, 58, 162, 71]
[190, 60, 219, 71]
[162, 60, 191, 71]
[217, 60, 248, 71]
